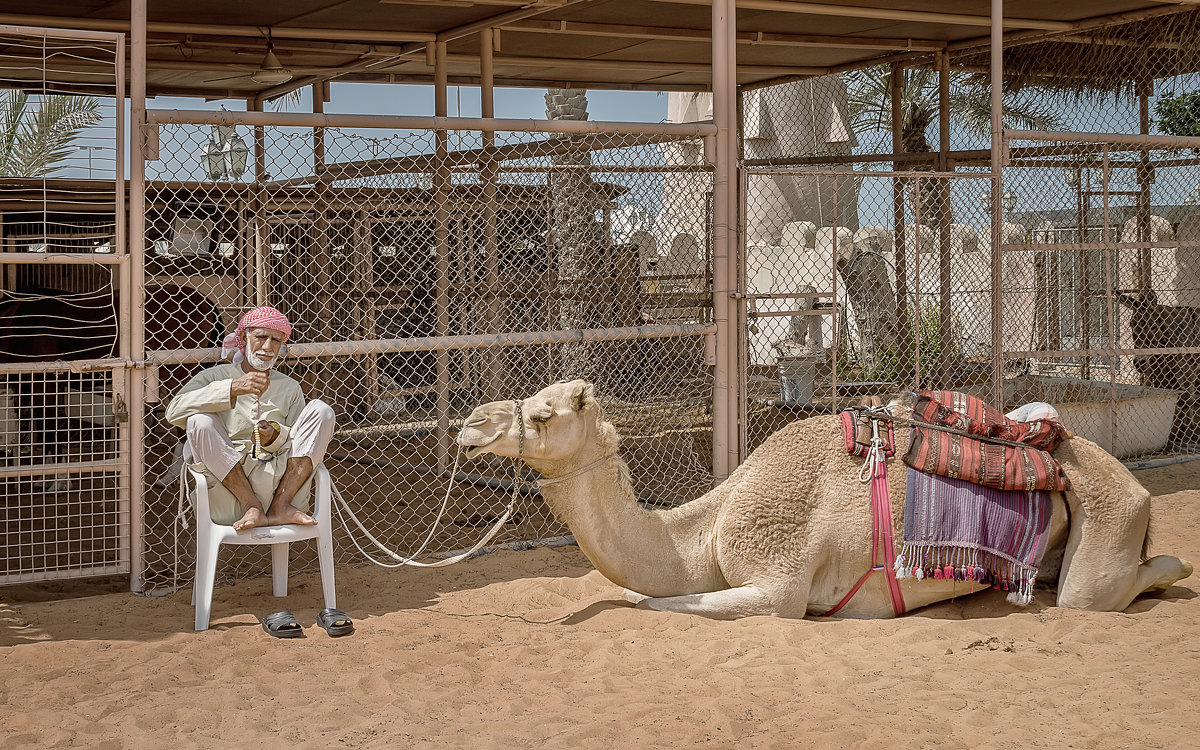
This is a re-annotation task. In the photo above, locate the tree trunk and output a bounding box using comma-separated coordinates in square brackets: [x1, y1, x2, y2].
[546, 88, 605, 381]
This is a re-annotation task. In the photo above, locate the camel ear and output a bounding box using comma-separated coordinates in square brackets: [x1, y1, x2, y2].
[570, 381, 595, 412]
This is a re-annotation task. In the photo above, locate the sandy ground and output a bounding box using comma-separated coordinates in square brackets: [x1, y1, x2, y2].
[2, 461, 1199, 750]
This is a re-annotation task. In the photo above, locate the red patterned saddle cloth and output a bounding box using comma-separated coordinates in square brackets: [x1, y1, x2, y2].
[904, 390, 1072, 492]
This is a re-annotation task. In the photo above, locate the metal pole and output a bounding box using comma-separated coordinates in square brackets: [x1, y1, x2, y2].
[937, 50, 953, 384]
[128, 0, 147, 593]
[251, 99, 268, 306]
[711, 0, 734, 481]
[434, 40, 452, 472]
[1103, 145, 1118, 454]
[724, 0, 740, 468]
[147, 109, 717, 138]
[891, 61, 909, 378]
[990, 0, 1004, 407]
[1137, 82, 1153, 294]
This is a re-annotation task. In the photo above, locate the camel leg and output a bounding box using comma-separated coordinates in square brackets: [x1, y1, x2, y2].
[635, 585, 790, 619]
[1056, 485, 1191, 611]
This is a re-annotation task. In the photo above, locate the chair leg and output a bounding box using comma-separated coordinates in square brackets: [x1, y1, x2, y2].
[271, 542, 290, 597]
[194, 534, 222, 632]
[317, 522, 337, 611]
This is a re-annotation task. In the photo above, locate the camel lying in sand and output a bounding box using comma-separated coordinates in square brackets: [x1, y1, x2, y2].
[458, 381, 1193, 619]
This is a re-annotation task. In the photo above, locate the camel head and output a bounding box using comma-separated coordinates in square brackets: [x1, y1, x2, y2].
[458, 380, 617, 470]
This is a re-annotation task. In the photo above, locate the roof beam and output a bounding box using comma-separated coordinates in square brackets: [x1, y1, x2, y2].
[0, 13, 435, 43]
[504, 19, 944, 50]
[255, 0, 589, 103]
[648, 0, 1073, 31]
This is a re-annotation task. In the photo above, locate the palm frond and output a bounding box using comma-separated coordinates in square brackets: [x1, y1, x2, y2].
[6, 94, 101, 177]
[0, 91, 30, 175]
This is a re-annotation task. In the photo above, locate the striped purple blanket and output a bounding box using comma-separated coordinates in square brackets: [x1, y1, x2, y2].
[893, 467, 1053, 605]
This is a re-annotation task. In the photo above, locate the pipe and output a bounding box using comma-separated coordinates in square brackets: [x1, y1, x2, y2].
[710, 0, 734, 481]
[0, 13, 435, 43]
[989, 0, 1004, 408]
[1123, 454, 1200, 471]
[480, 28, 503, 401]
[434, 40, 452, 473]
[650, 0, 1073, 31]
[128, 0, 147, 594]
[146, 109, 718, 137]
[146, 323, 717, 365]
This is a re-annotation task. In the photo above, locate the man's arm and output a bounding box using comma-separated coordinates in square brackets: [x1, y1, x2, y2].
[164, 369, 234, 429]
[164, 368, 270, 429]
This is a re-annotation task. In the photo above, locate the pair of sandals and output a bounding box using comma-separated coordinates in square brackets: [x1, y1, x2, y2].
[261, 608, 354, 638]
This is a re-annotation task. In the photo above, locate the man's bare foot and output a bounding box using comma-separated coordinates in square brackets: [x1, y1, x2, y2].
[232, 506, 267, 531]
[264, 504, 317, 526]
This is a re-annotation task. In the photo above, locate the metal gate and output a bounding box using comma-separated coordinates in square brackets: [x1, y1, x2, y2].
[0, 25, 129, 583]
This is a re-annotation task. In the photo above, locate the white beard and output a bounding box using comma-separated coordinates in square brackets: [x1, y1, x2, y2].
[245, 350, 275, 371]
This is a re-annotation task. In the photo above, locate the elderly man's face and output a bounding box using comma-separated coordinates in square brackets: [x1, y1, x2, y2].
[243, 327, 285, 371]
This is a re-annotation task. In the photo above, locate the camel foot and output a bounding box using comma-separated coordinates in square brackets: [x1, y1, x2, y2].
[1139, 555, 1193, 594]
[265, 504, 317, 526]
[232, 506, 266, 531]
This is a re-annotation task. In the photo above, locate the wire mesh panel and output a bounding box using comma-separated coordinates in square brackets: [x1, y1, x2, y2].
[0, 26, 128, 584]
[136, 116, 715, 593]
[742, 169, 996, 452]
[1004, 133, 1200, 460]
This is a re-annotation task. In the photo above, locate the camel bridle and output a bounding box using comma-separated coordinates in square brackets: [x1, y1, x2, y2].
[512, 397, 616, 487]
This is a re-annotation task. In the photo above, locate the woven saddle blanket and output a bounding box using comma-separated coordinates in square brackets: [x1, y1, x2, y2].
[895, 467, 1053, 605]
[904, 390, 1072, 493]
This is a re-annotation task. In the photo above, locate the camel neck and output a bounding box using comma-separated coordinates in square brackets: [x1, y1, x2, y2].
[537, 451, 724, 597]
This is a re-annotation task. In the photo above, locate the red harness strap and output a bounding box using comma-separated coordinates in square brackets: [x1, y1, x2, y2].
[819, 421, 907, 618]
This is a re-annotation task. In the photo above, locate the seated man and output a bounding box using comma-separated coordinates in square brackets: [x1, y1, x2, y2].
[165, 306, 335, 531]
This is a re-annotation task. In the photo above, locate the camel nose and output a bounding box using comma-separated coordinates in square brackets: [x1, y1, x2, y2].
[457, 402, 512, 447]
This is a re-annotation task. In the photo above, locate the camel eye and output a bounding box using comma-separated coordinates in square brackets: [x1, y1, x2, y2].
[530, 410, 553, 424]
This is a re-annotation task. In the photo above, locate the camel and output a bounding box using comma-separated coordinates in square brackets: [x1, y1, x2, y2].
[458, 380, 1193, 619]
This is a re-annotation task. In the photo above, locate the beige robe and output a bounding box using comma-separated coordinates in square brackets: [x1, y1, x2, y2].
[165, 363, 312, 523]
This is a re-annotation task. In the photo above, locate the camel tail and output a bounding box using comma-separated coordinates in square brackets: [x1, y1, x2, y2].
[1142, 516, 1153, 563]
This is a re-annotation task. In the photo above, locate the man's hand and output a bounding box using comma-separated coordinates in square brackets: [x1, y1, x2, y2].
[256, 420, 280, 446]
[230, 372, 270, 400]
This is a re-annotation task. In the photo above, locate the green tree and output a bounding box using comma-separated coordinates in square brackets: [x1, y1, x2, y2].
[1, 92, 102, 177]
[844, 66, 1065, 157]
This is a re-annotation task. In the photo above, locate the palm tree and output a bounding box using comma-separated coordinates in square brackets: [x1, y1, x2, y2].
[1, 92, 102, 177]
[842, 66, 1065, 384]
[845, 65, 1065, 158]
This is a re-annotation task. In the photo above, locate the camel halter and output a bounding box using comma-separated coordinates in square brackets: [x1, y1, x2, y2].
[513, 398, 617, 487]
[330, 401, 524, 569]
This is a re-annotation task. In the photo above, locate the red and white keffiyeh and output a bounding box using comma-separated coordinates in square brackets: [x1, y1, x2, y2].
[221, 306, 292, 359]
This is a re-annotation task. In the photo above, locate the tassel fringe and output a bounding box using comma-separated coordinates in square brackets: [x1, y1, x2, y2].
[894, 543, 1038, 606]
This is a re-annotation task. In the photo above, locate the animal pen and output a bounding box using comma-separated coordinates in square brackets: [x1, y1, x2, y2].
[2, 1, 1200, 595]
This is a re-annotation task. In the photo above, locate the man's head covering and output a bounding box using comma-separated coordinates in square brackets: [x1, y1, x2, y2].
[221, 306, 292, 359]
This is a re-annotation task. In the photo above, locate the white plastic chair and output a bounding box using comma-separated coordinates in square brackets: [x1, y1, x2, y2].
[182, 443, 336, 631]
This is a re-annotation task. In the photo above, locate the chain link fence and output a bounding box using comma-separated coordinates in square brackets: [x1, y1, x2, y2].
[136, 115, 715, 593]
[740, 8, 1200, 464]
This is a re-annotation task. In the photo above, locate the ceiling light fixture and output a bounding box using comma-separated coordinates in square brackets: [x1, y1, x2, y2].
[251, 44, 292, 85]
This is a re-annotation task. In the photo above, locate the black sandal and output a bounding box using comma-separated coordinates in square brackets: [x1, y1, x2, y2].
[261, 610, 304, 638]
[316, 608, 354, 637]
